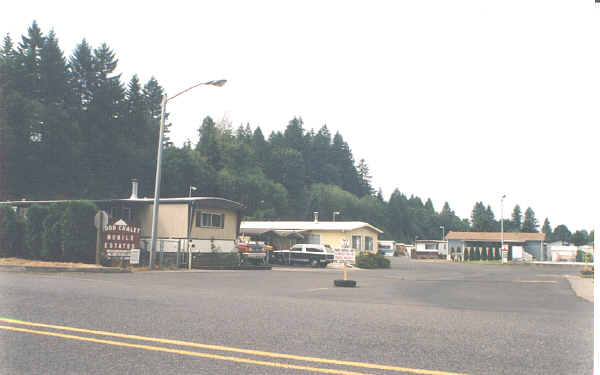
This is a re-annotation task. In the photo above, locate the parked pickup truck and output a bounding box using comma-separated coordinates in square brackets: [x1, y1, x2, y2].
[272, 244, 334, 267]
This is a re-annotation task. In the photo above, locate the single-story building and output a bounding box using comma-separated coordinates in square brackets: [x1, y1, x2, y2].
[240, 220, 384, 253]
[549, 245, 577, 262]
[413, 240, 447, 259]
[5, 180, 244, 257]
[445, 231, 546, 261]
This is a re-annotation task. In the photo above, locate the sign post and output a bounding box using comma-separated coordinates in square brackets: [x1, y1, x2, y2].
[94, 211, 108, 265]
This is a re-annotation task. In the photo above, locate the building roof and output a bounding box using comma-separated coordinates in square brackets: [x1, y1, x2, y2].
[445, 231, 545, 242]
[241, 221, 384, 234]
[3, 197, 244, 211]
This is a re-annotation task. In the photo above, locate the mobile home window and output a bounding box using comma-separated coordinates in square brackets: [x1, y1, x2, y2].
[305, 234, 320, 245]
[352, 235, 362, 251]
[195, 212, 225, 228]
[365, 236, 373, 251]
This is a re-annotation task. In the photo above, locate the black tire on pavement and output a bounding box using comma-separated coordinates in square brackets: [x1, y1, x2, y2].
[334, 279, 357, 287]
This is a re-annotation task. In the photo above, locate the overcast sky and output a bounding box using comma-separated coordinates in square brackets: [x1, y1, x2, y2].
[3, 0, 598, 231]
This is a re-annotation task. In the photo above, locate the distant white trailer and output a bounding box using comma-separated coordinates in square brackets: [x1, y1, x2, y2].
[377, 240, 395, 256]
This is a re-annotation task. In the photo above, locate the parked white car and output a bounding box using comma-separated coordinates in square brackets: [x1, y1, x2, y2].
[272, 244, 334, 267]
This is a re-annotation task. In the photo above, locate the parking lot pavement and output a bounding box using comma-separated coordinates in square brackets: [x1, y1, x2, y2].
[0, 261, 592, 375]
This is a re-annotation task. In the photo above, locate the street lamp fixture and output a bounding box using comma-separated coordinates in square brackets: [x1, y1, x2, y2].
[333, 211, 340, 222]
[149, 79, 227, 269]
[188, 186, 197, 197]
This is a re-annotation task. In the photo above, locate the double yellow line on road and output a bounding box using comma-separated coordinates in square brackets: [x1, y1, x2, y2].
[0, 317, 466, 375]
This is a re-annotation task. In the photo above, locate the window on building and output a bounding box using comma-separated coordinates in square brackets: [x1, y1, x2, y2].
[195, 212, 225, 228]
[365, 236, 373, 251]
[352, 235, 362, 251]
[426, 243, 438, 250]
[306, 234, 321, 245]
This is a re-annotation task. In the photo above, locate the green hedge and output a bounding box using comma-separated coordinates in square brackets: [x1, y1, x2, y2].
[192, 252, 241, 267]
[41, 203, 66, 261]
[0, 205, 20, 257]
[25, 205, 50, 259]
[355, 252, 391, 269]
[61, 201, 97, 263]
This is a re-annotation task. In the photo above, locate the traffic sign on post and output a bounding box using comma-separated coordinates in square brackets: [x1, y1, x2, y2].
[94, 211, 109, 229]
[94, 211, 109, 265]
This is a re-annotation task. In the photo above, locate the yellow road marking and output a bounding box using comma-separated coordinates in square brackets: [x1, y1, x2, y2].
[0, 325, 369, 375]
[0, 318, 466, 375]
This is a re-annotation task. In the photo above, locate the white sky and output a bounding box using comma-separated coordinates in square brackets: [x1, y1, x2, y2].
[3, 0, 598, 231]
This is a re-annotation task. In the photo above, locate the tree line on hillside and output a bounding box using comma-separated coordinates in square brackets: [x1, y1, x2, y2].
[0, 22, 593, 246]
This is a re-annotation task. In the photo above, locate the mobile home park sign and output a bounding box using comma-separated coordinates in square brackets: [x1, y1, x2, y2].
[104, 223, 141, 258]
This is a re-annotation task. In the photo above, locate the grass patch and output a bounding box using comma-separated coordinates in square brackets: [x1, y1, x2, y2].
[0, 257, 101, 268]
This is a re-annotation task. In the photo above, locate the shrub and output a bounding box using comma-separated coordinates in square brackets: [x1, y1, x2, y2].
[0, 205, 20, 257]
[25, 205, 50, 259]
[355, 252, 390, 269]
[41, 204, 66, 261]
[481, 247, 487, 261]
[61, 201, 97, 263]
[193, 252, 240, 267]
[463, 248, 468, 261]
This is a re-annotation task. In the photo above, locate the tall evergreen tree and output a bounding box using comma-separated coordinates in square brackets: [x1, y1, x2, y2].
[15, 21, 44, 98]
[196, 116, 224, 170]
[510, 205, 522, 232]
[356, 158, 374, 197]
[68, 39, 95, 110]
[471, 202, 487, 232]
[283, 117, 305, 153]
[522, 207, 538, 233]
[541, 218, 552, 241]
[251, 126, 269, 169]
[425, 198, 435, 212]
[331, 132, 361, 196]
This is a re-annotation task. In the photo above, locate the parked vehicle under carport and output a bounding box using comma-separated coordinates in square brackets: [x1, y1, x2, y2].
[272, 244, 334, 267]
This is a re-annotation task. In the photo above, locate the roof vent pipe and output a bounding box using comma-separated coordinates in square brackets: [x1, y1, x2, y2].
[129, 179, 139, 199]
[313, 211, 319, 223]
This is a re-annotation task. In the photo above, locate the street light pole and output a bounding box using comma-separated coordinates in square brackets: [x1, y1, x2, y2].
[149, 95, 168, 269]
[333, 211, 340, 222]
[501, 194, 506, 263]
[440, 225, 445, 240]
[148, 79, 227, 269]
[188, 186, 197, 197]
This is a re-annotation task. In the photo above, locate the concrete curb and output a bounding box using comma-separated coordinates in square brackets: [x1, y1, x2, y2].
[191, 265, 272, 270]
[532, 261, 592, 266]
[565, 275, 594, 303]
[0, 264, 131, 273]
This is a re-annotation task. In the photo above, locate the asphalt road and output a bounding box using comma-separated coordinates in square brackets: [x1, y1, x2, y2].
[0, 258, 592, 375]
